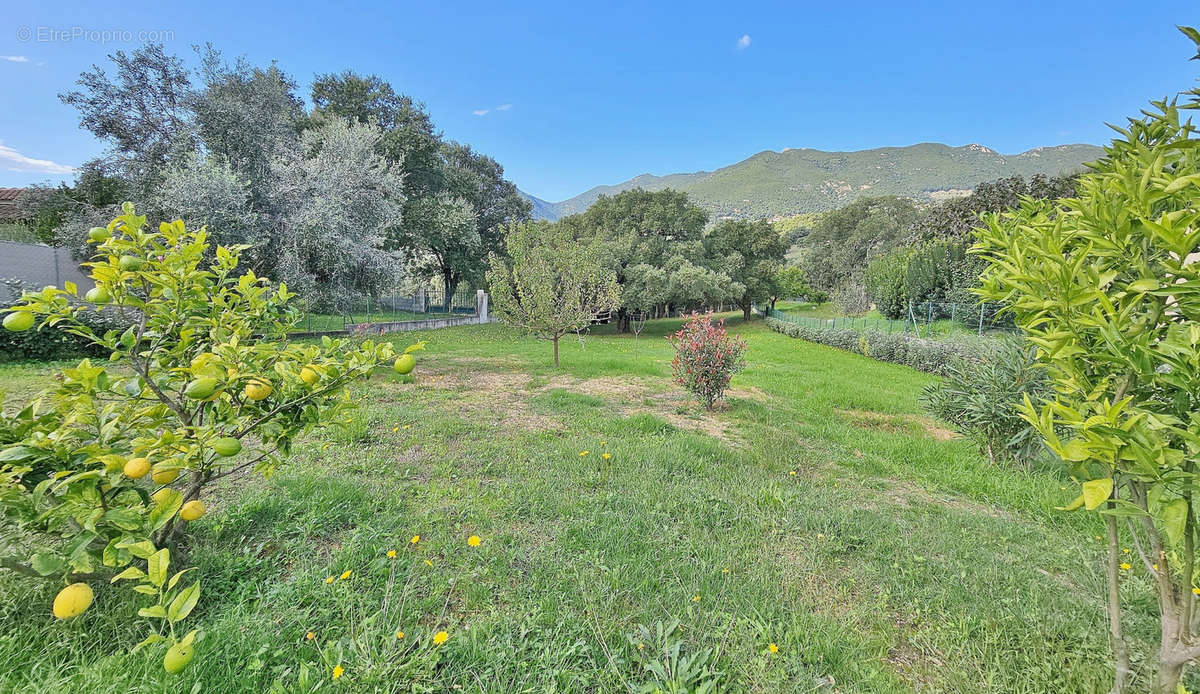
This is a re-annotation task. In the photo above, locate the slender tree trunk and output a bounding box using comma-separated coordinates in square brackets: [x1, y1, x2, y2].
[1105, 510, 1131, 694]
[742, 304, 752, 321]
[553, 335, 559, 367]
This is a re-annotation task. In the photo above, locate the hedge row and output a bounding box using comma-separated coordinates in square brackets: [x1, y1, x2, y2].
[764, 316, 985, 376]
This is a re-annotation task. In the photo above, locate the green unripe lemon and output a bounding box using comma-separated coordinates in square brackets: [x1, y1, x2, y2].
[85, 286, 112, 304]
[179, 500, 207, 521]
[123, 457, 151, 479]
[211, 437, 242, 457]
[88, 227, 109, 243]
[183, 378, 219, 400]
[163, 642, 195, 674]
[151, 465, 179, 485]
[117, 255, 144, 272]
[52, 583, 94, 620]
[393, 354, 415, 375]
[243, 378, 273, 401]
[3, 311, 34, 332]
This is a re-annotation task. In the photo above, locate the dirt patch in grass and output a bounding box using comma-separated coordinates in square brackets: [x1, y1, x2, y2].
[884, 479, 1014, 520]
[411, 360, 560, 431]
[836, 408, 957, 441]
[543, 375, 742, 443]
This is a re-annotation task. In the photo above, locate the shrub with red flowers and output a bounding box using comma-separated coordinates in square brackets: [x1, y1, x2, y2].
[666, 313, 747, 410]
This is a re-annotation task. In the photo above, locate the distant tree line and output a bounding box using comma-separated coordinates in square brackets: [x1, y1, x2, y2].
[489, 188, 792, 333]
[790, 174, 1080, 316]
[18, 44, 530, 311]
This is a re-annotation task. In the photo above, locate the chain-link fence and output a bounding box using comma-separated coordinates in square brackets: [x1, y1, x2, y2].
[292, 286, 481, 333]
[768, 301, 1015, 338]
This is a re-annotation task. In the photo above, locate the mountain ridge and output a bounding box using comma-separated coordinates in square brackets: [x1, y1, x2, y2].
[520, 142, 1103, 222]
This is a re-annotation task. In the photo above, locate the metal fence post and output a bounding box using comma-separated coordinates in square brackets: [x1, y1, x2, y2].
[979, 302, 985, 335]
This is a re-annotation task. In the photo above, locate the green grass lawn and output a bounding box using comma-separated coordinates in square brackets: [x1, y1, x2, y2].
[0, 316, 1175, 692]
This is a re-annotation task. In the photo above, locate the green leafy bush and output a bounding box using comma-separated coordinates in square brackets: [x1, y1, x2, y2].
[920, 337, 1049, 467]
[0, 204, 418, 674]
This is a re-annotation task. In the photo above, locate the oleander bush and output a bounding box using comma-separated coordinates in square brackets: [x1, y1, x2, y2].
[920, 337, 1049, 467]
[667, 313, 747, 409]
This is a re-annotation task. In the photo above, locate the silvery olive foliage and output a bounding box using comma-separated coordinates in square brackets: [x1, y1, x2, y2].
[271, 118, 407, 310]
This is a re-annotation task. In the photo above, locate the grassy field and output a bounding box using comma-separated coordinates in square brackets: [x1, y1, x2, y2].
[0, 316, 1176, 692]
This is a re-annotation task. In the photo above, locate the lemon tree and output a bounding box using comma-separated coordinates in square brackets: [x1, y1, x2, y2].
[0, 204, 422, 674]
[973, 27, 1200, 693]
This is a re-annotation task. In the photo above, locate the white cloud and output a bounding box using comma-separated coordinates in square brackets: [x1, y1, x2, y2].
[1, 55, 31, 63]
[736, 34, 751, 49]
[0, 140, 75, 174]
[472, 109, 490, 116]
[495, 103, 512, 111]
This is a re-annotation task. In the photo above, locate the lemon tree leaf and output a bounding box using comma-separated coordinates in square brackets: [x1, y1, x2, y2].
[167, 582, 200, 623]
[147, 548, 170, 587]
[1163, 499, 1190, 546]
[1082, 478, 1114, 511]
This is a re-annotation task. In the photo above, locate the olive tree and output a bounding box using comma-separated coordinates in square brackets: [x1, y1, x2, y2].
[487, 221, 619, 366]
[973, 27, 1200, 692]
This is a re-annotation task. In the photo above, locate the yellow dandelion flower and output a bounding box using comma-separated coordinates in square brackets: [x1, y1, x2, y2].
[386, 550, 397, 559]
[403, 424, 411, 429]
[1154, 563, 1160, 571]
[332, 664, 343, 680]
[768, 643, 779, 654]
[1123, 548, 1130, 553]
[340, 570, 352, 580]
[579, 450, 589, 457]
[602, 453, 611, 460]
[1193, 588, 1200, 596]
[432, 631, 449, 645]
[1120, 563, 1131, 570]
[392, 426, 399, 432]
[396, 630, 405, 639]
[789, 470, 796, 476]
[722, 568, 730, 574]
[601, 441, 607, 446]
[468, 535, 481, 547]
[410, 535, 420, 545]
[424, 559, 434, 567]
[322, 442, 332, 451]
[324, 576, 335, 584]
[306, 631, 315, 640]
[637, 643, 644, 650]
[692, 594, 700, 602]
[1095, 535, 1102, 541]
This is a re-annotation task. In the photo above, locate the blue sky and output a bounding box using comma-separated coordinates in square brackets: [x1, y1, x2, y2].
[1, 1, 1197, 201]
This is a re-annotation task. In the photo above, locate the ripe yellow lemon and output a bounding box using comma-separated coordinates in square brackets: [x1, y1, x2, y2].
[393, 354, 415, 375]
[243, 379, 273, 401]
[183, 378, 219, 400]
[52, 583, 94, 620]
[123, 457, 151, 479]
[3, 311, 34, 332]
[151, 465, 179, 485]
[179, 500, 206, 521]
[163, 642, 195, 674]
[300, 365, 319, 385]
[211, 437, 242, 457]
